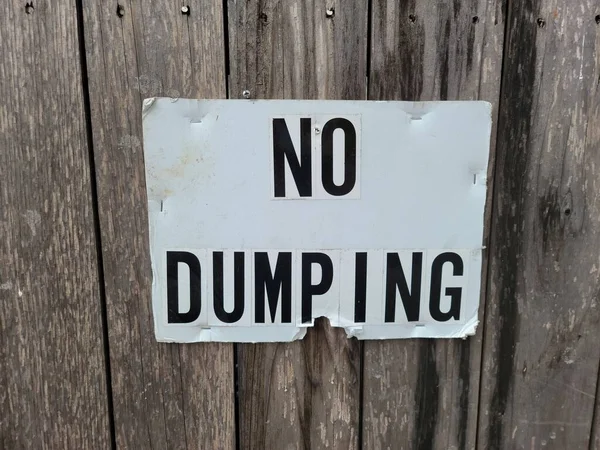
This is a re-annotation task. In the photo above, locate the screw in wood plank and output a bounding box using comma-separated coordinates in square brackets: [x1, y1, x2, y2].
[595, 14, 600, 25]
[25, 2, 34, 14]
[408, 14, 416, 23]
[472, 16, 479, 24]
[116, 4, 125, 18]
[181, 5, 190, 16]
[537, 18, 546, 28]
[325, 7, 334, 18]
[242, 90, 251, 99]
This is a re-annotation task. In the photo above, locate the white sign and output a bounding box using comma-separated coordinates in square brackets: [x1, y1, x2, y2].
[142, 99, 492, 342]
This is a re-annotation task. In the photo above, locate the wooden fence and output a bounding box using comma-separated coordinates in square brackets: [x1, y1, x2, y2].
[1, 0, 599, 448]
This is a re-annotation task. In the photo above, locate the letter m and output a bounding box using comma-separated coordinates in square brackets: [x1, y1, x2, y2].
[254, 252, 292, 323]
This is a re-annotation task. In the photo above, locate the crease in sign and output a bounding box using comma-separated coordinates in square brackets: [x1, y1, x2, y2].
[142, 99, 492, 343]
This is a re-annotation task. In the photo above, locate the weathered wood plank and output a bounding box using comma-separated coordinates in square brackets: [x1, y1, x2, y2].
[478, 1, 600, 449]
[593, 379, 600, 449]
[228, 1, 367, 448]
[82, 1, 234, 448]
[0, 1, 111, 448]
[363, 1, 505, 449]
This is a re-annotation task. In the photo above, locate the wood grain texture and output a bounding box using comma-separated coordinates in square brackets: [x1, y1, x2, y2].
[363, 1, 505, 449]
[0, 1, 111, 448]
[82, 1, 234, 448]
[478, 1, 600, 449]
[593, 379, 600, 450]
[228, 1, 367, 448]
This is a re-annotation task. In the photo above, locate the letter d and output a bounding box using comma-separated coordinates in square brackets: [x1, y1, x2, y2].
[167, 251, 201, 323]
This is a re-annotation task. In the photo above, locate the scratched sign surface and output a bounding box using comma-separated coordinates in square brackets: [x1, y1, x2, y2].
[142, 99, 492, 342]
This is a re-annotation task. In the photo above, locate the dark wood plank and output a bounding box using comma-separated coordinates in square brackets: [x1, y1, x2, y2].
[0, 1, 111, 448]
[81, 0, 235, 448]
[478, 1, 600, 449]
[363, 1, 505, 449]
[228, 1, 368, 448]
[593, 381, 600, 449]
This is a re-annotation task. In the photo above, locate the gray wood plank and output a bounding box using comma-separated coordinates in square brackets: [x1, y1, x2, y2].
[363, 1, 505, 449]
[81, 0, 235, 448]
[593, 382, 600, 450]
[0, 1, 112, 448]
[478, 1, 600, 449]
[228, 1, 368, 448]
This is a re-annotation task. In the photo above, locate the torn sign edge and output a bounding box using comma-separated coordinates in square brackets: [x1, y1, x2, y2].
[152, 318, 479, 343]
[142, 97, 156, 119]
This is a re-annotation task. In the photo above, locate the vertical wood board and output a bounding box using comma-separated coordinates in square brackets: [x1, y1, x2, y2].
[82, 0, 235, 448]
[478, 1, 600, 449]
[593, 376, 600, 450]
[364, 1, 505, 449]
[228, 0, 368, 448]
[0, 1, 111, 448]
